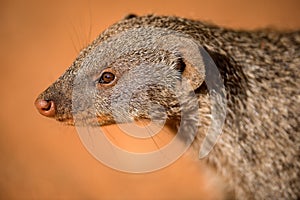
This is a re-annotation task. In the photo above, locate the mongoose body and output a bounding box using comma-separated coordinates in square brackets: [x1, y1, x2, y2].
[35, 15, 300, 199]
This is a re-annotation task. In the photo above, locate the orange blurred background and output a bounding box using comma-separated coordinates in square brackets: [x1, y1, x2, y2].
[0, 0, 299, 199]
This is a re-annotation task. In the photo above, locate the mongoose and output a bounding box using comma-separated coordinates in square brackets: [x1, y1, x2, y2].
[35, 14, 300, 199]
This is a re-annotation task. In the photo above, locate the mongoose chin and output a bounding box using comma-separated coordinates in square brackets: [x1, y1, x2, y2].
[35, 14, 300, 200]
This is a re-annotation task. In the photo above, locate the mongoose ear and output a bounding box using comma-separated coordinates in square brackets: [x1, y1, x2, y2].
[181, 59, 205, 90]
[175, 47, 206, 91]
[123, 14, 138, 20]
[157, 33, 207, 91]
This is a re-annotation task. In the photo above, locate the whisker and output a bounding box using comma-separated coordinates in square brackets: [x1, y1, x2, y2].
[138, 119, 161, 150]
[69, 21, 82, 53]
[102, 125, 118, 145]
[87, 2, 93, 47]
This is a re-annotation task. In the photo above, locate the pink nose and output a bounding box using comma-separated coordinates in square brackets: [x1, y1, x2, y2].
[35, 98, 56, 117]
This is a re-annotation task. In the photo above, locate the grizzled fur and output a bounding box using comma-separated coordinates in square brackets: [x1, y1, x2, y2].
[37, 15, 300, 199]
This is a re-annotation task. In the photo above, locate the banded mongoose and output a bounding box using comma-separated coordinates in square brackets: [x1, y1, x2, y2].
[35, 14, 300, 199]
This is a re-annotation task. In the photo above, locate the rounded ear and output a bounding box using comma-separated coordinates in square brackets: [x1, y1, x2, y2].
[175, 45, 207, 91]
[158, 34, 207, 91]
[180, 58, 205, 90]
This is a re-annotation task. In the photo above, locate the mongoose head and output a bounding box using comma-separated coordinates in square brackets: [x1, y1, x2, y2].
[35, 15, 220, 142]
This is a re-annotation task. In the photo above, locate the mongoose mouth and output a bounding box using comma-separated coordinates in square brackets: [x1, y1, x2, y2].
[56, 117, 75, 126]
[59, 115, 116, 127]
[35, 96, 115, 126]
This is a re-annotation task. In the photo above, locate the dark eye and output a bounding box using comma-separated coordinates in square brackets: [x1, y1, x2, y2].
[99, 72, 115, 84]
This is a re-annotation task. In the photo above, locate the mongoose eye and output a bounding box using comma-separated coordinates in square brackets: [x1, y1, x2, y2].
[99, 72, 115, 84]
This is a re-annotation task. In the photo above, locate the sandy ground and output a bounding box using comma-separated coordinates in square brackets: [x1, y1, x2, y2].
[0, 0, 299, 199]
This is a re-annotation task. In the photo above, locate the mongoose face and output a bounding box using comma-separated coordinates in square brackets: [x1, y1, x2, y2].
[71, 48, 186, 127]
